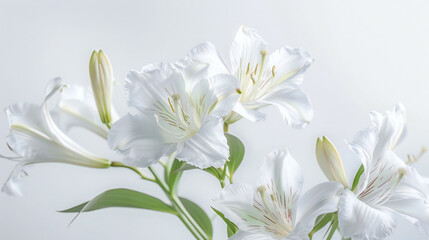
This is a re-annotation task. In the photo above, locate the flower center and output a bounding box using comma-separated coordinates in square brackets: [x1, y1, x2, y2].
[238, 50, 277, 103]
[154, 90, 197, 142]
[252, 185, 294, 238]
[358, 167, 407, 205]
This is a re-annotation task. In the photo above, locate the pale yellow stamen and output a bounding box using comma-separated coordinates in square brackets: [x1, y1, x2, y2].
[406, 147, 427, 165]
[171, 94, 182, 128]
[257, 50, 269, 82]
[168, 98, 175, 112]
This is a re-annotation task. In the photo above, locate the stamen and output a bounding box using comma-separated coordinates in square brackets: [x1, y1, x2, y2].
[172, 94, 181, 102]
[168, 98, 175, 112]
[257, 185, 271, 209]
[257, 50, 268, 81]
[398, 168, 407, 180]
[406, 146, 427, 165]
[250, 74, 256, 84]
[272, 65, 276, 77]
[236, 88, 242, 94]
[257, 186, 267, 196]
[246, 62, 250, 75]
[171, 94, 182, 128]
[254, 64, 259, 75]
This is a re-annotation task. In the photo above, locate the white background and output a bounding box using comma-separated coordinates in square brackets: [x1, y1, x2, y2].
[1, 0, 429, 239]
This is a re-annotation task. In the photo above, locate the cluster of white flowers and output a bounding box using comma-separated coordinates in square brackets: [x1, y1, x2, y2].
[2, 26, 429, 240]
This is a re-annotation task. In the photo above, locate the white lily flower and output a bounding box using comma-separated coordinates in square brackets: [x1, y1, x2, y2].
[316, 136, 349, 188]
[1, 78, 111, 196]
[336, 104, 414, 239]
[108, 62, 239, 168]
[51, 85, 119, 139]
[213, 149, 344, 240]
[89, 50, 114, 127]
[185, 26, 314, 127]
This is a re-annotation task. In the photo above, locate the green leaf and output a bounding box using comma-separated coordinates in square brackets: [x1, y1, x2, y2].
[180, 198, 213, 239]
[212, 207, 238, 237]
[204, 167, 223, 180]
[225, 133, 245, 178]
[325, 214, 338, 240]
[171, 162, 224, 182]
[167, 159, 187, 192]
[59, 188, 175, 214]
[308, 213, 334, 239]
[351, 164, 365, 191]
[172, 163, 198, 175]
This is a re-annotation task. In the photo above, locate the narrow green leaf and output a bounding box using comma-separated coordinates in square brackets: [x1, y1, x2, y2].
[172, 163, 198, 175]
[180, 198, 213, 239]
[309, 213, 334, 239]
[212, 207, 238, 237]
[351, 164, 365, 191]
[171, 162, 223, 181]
[204, 167, 223, 180]
[59, 188, 175, 214]
[326, 214, 338, 240]
[225, 133, 245, 178]
[167, 159, 187, 192]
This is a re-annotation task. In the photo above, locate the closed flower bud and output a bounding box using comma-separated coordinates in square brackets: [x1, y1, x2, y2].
[89, 50, 113, 127]
[316, 136, 348, 187]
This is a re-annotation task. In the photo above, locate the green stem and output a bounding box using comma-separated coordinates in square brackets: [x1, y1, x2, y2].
[220, 180, 226, 188]
[223, 123, 229, 132]
[148, 166, 208, 240]
[111, 162, 156, 182]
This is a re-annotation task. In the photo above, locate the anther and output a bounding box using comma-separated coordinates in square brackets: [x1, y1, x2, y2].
[250, 74, 256, 84]
[406, 146, 427, 165]
[254, 64, 259, 75]
[168, 98, 175, 112]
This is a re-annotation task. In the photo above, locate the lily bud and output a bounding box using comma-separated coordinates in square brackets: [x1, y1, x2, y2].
[89, 50, 113, 127]
[316, 136, 348, 187]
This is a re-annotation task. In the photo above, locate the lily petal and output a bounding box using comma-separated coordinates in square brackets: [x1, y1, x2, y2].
[338, 189, 396, 240]
[369, 103, 406, 151]
[293, 181, 344, 238]
[176, 117, 228, 168]
[184, 41, 230, 77]
[107, 113, 172, 167]
[213, 184, 257, 231]
[386, 167, 429, 229]
[259, 86, 313, 128]
[230, 26, 268, 75]
[52, 85, 109, 139]
[230, 103, 266, 122]
[126, 62, 182, 111]
[267, 46, 313, 87]
[1, 165, 26, 196]
[257, 149, 303, 224]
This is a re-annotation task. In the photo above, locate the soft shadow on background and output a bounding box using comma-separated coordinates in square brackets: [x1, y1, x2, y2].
[1, 0, 429, 239]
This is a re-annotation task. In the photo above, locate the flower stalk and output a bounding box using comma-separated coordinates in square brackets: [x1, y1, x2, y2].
[148, 166, 209, 240]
